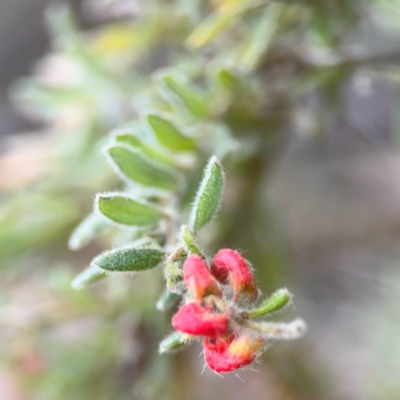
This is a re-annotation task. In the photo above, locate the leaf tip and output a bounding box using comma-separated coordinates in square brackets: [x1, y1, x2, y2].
[189, 156, 225, 231]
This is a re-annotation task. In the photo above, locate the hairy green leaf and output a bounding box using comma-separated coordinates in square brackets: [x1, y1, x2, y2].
[159, 331, 188, 354]
[145, 113, 196, 152]
[165, 257, 185, 294]
[96, 193, 162, 226]
[247, 288, 292, 318]
[92, 246, 165, 272]
[180, 225, 203, 256]
[113, 130, 174, 167]
[189, 157, 224, 231]
[105, 145, 177, 190]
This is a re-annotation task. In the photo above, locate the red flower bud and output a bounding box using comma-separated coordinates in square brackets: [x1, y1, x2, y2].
[184, 255, 222, 301]
[211, 249, 258, 301]
[204, 333, 263, 373]
[172, 302, 229, 337]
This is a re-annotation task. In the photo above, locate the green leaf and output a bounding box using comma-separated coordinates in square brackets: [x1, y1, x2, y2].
[159, 331, 188, 354]
[11, 79, 90, 117]
[105, 145, 178, 190]
[156, 288, 180, 311]
[189, 157, 224, 231]
[96, 193, 162, 226]
[92, 246, 165, 272]
[236, 4, 283, 72]
[156, 72, 208, 118]
[68, 212, 109, 251]
[180, 225, 203, 256]
[165, 259, 184, 294]
[246, 319, 307, 340]
[112, 129, 174, 167]
[186, 12, 235, 49]
[145, 113, 197, 152]
[45, 2, 79, 48]
[247, 288, 292, 318]
[71, 264, 107, 289]
[216, 68, 241, 91]
[185, 0, 261, 50]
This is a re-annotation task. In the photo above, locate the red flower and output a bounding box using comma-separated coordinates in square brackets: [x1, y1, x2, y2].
[184, 255, 222, 301]
[167, 248, 302, 373]
[172, 302, 229, 337]
[164, 244, 306, 374]
[204, 333, 264, 373]
[170, 250, 261, 372]
[211, 249, 258, 300]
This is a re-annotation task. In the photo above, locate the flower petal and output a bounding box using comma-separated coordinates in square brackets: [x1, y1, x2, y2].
[204, 333, 263, 373]
[184, 255, 222, 301]
[172, 302, 229, 337]
[211, 249, 258, 301]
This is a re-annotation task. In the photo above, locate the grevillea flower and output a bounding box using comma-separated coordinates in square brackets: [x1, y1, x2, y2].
[204, 334, 264, 373]
[172, 302, 229, 337]
[166, 251, 305, 373]
[211, 249, 258, 300]
[183, 254, 222, 301]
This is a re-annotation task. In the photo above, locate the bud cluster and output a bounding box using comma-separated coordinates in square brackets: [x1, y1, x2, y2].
[163, 249, 306, 373]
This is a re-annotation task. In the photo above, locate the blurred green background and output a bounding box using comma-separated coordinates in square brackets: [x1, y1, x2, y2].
[1, 1, 400, 399]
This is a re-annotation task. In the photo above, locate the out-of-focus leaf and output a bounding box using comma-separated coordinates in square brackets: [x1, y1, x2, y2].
[216, 0, 255, 13]
[155, 72, 208, 118]
[46, 2, 126, 92]
[90, 24, 139, 59]
[189, 157, 224, 231]
[72, 264, 107, 289]
[145, 113, 196, 152]
[0, 194, 80, 260]
[96, 193, 162, 226]
[185, 0, 260, 49]
[92, 246, 165, 272]
[69, 212, 110, 250]
[105, 145, 178, 190]
[216, 67, 241, 91]
[236, 3, 283, 71]
[156, 288, 180, 311]
[11, 79, 91, 118]
[45, 2, 80, 50]
[186, 12, 236, 50]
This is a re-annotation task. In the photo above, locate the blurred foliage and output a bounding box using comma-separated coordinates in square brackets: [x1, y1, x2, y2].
[2, 0, 400, 399]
